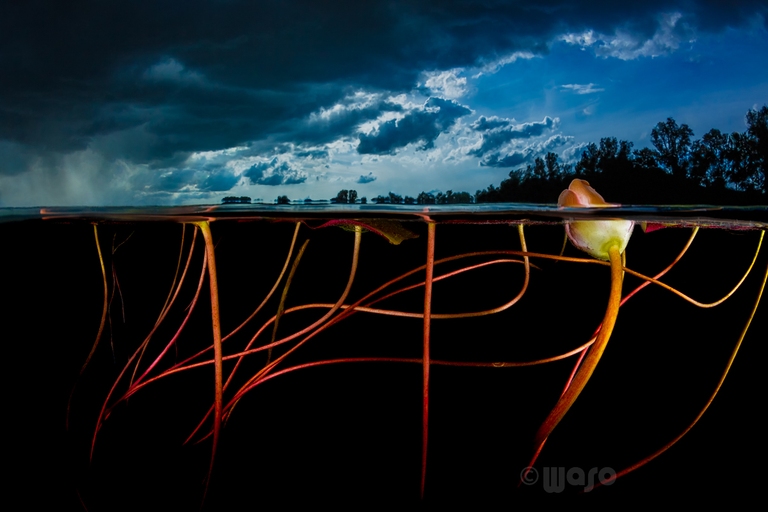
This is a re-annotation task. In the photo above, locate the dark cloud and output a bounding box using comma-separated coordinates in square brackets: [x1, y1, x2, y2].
[199, 169, 240, 192]
[155, 170, 197, 192]
[357, 98, 471, 154]
[0, 140, 33, 176]
[295, 96, 404, 144]
[481, 151, 531, 168]
[471, 117, 557, 156]
[244, 159, 307, 186]
[3, 1, 764, 165]
[480, 133, 572, 167]
[357, 172, 377, 184]
[471, 116, 512, 132]
[294, 149, 330, 160]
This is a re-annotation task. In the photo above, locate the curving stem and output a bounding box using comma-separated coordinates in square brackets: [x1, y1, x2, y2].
[593, 233, 768, 489]
[526, 244, 624, 475]
[67, 224, 108, 431]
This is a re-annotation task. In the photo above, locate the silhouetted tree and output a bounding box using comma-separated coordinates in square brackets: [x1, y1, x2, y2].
[690, 129, 729, 188]
[576, 142, 599, 175]
[617, 140, 633, 159]
[417, 191, 435, 204]
[471, 106, 765, 204]
[222, 196, 251, 204]
[332, 189, 359, 204]
[450, 191, 473, 203]
[544, 152, 561, 180]
[529, 157, 547, 180]
[498, 171, 523, 200]
[743, 106, 767, 193]
[334, 189, 349, 204]
[436, 190, 471, 204]
[577, 138, 633, 176]
[336, 107, 766, 205]
[276, 195, 290, 204]
[475, 184, 503, 203]
[632, 147, 658, 170]
[651, 118, 694, 179]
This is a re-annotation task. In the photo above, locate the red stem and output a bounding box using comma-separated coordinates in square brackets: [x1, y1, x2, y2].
[421, 222, 435, 498]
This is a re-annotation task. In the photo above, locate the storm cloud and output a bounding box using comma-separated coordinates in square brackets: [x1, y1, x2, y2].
[480, 134, 574, 168]
[357, 98, 471, 155]
[357, 172, 378, 184]
[244, 159, 308, 186]
[471, 116, 558, 157]
[1, 1, 765, 204]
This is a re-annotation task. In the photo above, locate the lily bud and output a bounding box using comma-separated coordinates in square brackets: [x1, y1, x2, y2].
[558, 179, 634, 261]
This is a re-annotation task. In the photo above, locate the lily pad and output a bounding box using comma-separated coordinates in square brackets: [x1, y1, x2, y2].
[317, 219, 418, 245]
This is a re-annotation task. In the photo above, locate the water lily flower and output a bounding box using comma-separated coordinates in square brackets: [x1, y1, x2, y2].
[558, 179, 634, 260]
[525, 179, 631, 475]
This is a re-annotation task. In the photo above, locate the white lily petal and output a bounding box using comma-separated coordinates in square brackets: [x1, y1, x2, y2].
[559, 179, 634, 260]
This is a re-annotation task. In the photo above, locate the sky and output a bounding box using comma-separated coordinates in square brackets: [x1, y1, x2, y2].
[1, 1, 767, 206]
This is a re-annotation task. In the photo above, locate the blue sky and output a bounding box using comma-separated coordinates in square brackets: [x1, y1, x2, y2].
[1, 1, 766, 206]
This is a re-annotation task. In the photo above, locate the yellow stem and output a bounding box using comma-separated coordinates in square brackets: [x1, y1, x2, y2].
[598, 245, 768, 488]
[267, 239, 310, 364]
[67, 225, 108, 431]
[80, 224, 108, 375]
[226, 225, 362, 410]
[622, 230, 763, 308]
[223, 222, 301, 342]
[195, 221, 222, 502]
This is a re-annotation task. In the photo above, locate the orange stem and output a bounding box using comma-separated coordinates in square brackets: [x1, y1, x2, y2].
[195, 221, 223, 504]
[526, 244, 624, 475]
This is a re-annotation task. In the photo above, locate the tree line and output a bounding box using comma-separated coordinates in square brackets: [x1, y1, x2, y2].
[263, 106, 766, 205]
[475, 105, 766, 204]
[367, 190, 475, 205]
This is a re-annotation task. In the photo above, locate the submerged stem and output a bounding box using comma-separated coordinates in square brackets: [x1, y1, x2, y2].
[213, 225, 362, 430]
[267, 239, 310, 364]
[66, 224, 108, 431]
[622, 230, 763, 308]
[595, 232, 768, 489]
[421, 222, 435, 499]
[130, 247, 208, 391]
[195, 221, 223, 503]
[91, 226, 201, 461]
[223, 222, 302, 342]
[131, 224, 195, 387]
[528, 244, 624, 467]
[560, 228, 699, 396]
[78, 225, 109, 376]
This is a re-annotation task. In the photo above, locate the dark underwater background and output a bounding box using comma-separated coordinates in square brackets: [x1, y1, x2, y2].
[2, 206, 766, 509]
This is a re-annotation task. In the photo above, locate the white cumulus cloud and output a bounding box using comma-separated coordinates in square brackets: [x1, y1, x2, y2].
[421, 69, 468, 99]
[561, 83, 605, 95]
[559, 12, 694, 60]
